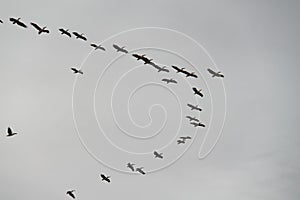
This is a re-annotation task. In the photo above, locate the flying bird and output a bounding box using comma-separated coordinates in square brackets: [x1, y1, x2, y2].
[153, 151, 163, 159]
[30, 22, 49, 34]
[184, 71, 198, 78]
[59, 28, 71, 37]
[172, 65, 186, 73]
[190, 122, 205, 128]
[161, 78, 177, 84]
[66, 190, 76, 199]
[72, 32, 87, 41]
[71, 68, 83, 74]
[113, 44, 128, 53]
[180, 136, 192, 141]
[132, 53, 146, 60]
[149, 63, 169, 72]
[136, 167, 146, 175]
[127, 163, 135, 172]
[192, 87, 204, 97]
[186, 116, 199, 122]
[187, 103, 202, 112]
[9, 17, 27, 28]
[100, 174, 111, 183]
[6, 127, 17, 137]
[207, 68, 224, 78]
[0, 19, 3, 23]
[177, 139, 185, 145]
[90, 43, 105, 51]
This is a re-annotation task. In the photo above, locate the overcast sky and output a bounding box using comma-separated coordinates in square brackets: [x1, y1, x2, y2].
[0, 0, 299, 199]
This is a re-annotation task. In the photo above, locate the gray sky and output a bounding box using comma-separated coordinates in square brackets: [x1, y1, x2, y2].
[0, 0, 299, 199]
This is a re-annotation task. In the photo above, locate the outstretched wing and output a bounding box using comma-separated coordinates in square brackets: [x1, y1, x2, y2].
[30, 22, 41, 31]
[207, 68, 217, 75]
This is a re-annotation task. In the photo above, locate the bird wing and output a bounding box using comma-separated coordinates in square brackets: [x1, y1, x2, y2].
[30, 22, 41, 31]
[7, 127, 12, 134]
[91, 44, 97, 48]
[207, 68, 216, 75]
[71, 68, 77, 73]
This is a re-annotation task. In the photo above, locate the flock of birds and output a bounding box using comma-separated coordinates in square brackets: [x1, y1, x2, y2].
[2, 16, 224, 199]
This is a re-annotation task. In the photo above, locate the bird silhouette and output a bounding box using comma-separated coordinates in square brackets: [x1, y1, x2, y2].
[30, 22, 49, 34]
[113, 44, 128, 53]
[72, 32, 87, 41]
[184, 71, 198, 78]
[186, 116, 199, 122]
[59, 28, 71, 37]
[132, 53, 146, 60]
[207, 68, 224, 78]
[100, 174, 111, 183]
[172, 65, 186, 73]
[153, 151, 163, 159]
[66, 190, 76, 199]
[180, 136, 192, 141]
[161, 78, 177, 84]
[127, 163, 135, 172]
[9, 17, 27, 28]
[0, 19, 3, 23]
[187, 103, 202, 112]
[190, 122, 205, 128]
[6, 127, 17, 137]
[177, 139, 185, 145]
[149, 63, 169, 72]
[90, 43, 105, 51]
[71, 68, 83, 74]
[192, 87, 204, 97]
[136, 167, 146, 175]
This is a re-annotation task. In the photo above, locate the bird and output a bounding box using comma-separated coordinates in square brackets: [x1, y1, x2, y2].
[149, 63, 169, 72]
[30, 22, 49, 34]
[190, 122, 205, 128]
[113, 44, 128, 53]
[72, 32, 87, 41]
[71, 68, 83, 74]
[186, 116, 199, 122]
[100, 174, 111, 183]
[153, 151, 163, 159]
[177, 139, 185, 145]
[127, 163, 135, 172]
[161, 78, 177, 84]
[66, 190, 76, 199]
[180, 136, 192, 141]
[184, 71, 198, 78]
[9, 17, 27, 28]
[0, 19, 3, 23]
[187, 103, 202, 112]
[90, 43, 106, 51]
[59, 28, 71, 37]
[172, 65, 186, 73]
[136, 167, 146, 175]
[6, 127, 17, 137]
[192, 87, 204, 97]
[207, 68, 224, 78]
[132, 53, 147, 60]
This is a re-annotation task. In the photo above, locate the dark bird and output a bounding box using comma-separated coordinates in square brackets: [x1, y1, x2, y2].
[90, 43, 105, 51]
[71, 68, 83, 74]
[127, 163, 135, 172]
[186, 116, 199, 122]
[59, 28, 71, 37]
[100, 174, 111, 183]
[72, 32, 87, 41]
[153, 151, 163, 159]
[66, 190, 76, 199]
[136, 167, 146, 175]
[207, 68, 224, 78]
[6, 127, 17, 137]
[9, 17, 27, 28]
[192, 87, 204, 97]
[161, 78, 177, 84]
[149, 63, 169, 72]
[187, 103, 202, 112]
[0, 19, 3, 23]
[132, 53, 146, 60]
[180, 136, 192, 141]
[184, 71, 198, 78]
[190, 122, 205, 128]
[172, 65, 186, 73]
[177, 139, 185, 145]
[30, 22, 49, 34]
[113, 44, 128, 53]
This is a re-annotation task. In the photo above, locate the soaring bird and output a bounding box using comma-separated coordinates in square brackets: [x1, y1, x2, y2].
[100, 174, 111, 183]
[132, 53, 146, 60]
[66, 190, 76, 199]
[71, 68, 83, 74]
[207, 68, 224, 78]
[162, 78, 177, 84]
[184, 71, 198, 78]
[153, 151, 163, 159]
[127, 163, 135, 172]
[59, 28, 71, 37]
[192, 87, 204, 97]
[187, 103, 202, 112]
[177, 139, 185, 145]
[9, 17, 27, 28]
[90, 43, 106, 51]
[136, 167, 146, 175]
[186, 116, 199, 122]
[72, 32, 87, 41]
[30, 22, 49, 34]
[6, 127, 17, 137]
[190, 122, 205, 128]
[149, 63, 169, 72]
[172, 65, 185, 73]
[113, 44, 128, 53]
[180, 136, 192, 141]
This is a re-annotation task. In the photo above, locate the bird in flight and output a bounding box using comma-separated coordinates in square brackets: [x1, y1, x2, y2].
[66, 190, 76, 199]
[177, 139, 185, 145]
[186, 116, 199, 122]
[6, 127, 17, 137]
[100, 174, 111, 183]
[127, 163, 135, 172]
[207, 68, 224, 78]
[149, 63, 169, 72]
[72, 32, 87, 41]
[172, 65, 186, 73]
[0, 19, 3, 23]
[180, 136, 192, 141]
[192, 87, 204, 97]
[59, 28, 71, 37]
[136, 167, 146, 175]
[184, 71, 198, 78]
[153, 151, 163, 159]
[190, 122, 205, 128]
[9, 17, 27, 28]
[90, 43, 105, 51]
[161, 78, 177, 84]
[132, 53, 147, 60]
[113, 44, 128, 53]
[30, 22, 50, 34]
[187, 103, 202, 111]
[71, 68, 83, 74]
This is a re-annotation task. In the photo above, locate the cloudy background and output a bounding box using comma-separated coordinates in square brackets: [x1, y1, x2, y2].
[0, 0, 299, 199]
